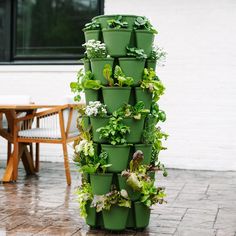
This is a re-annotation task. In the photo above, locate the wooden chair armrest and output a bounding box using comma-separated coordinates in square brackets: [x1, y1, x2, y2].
[16, 104, 84, 123]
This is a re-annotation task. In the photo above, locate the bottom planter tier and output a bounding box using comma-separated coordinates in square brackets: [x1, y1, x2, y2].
[102, 206, 129, 231]
[134, 202, 151, 229]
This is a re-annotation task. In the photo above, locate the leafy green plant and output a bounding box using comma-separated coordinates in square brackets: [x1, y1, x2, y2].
[150, 46, 167, 65]
[97, 116, 130, 145]
[70, 69, 102, 102]
[103, 64, 114, 86]
[114, 65, 134, 87]
[126, 46, 147, 60]
[121, 151, 166, 206]
[141, 68, 165, 102]
[92, 190, 131, 212]
[107, 15, 128, 29]
[74, 139, 111, 174]
[140, 181, 166, 207]
[134, 16, 157, 34]
[84, 20, 101, 30]
[142, 115, 168, 177]
[75, 183, 93, 218]
[82, 39, 108, 59]
[114, 101, 149, 120]
[150, 103, 166, 122]
[102, 65, 133, 87]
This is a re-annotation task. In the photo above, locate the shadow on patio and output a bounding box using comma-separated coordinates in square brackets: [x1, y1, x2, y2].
[1, 162, 236, 236]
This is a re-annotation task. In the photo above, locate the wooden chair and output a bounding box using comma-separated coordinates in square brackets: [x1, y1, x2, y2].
[0, 95, 33, 163]
[16, 104, 82, 185]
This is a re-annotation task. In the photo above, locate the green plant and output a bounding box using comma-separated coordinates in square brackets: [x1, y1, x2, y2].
[102, 64, 134, 87]
[103, 64, 114, 86]
[126, 46, 147, 60]
[74, 139, 111, 174]
[70, 69, 102, 102]
[114, 101, 149, 120]
[84, 20, 101, 30]
[150, 46, 167, 65]
[85, 101, 107, 117]
[114, 65, 134, 87]
[97, 116, 130, 145]
[121, 151, 166, 206]
[75, 183, 93, 218]
[134, 16, 157, 34]
[140, 181, 166, 207]
[82, 39, 108, 59]
[141, 68, 165, 102]
[150, 103, 166, 122]
[142, 115, 168, 176]
[92, 190, 131, 212]
[107, 15, 128, 29]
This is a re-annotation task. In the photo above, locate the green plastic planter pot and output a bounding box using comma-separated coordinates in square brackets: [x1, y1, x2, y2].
[93, 14, 138, 29]
[102, 205, 129, 231]
[83, 59, 90, 72]
[146, 59, 157, 71]
[92, 15, 118, 29]
[102, 87, 131, 114]
[118, 58, 146, 86]
[134, 144, 152, 165]
[135, 30, 155, 57]
[85, 202, 97, 226]
[134, 202, 151, 229]
[117, 174, 141, 201]
[84, 89, 99, 105]
[90, 116, 110, 143]
[122, 15, 138, 29]
[90, 173, 113, 195]
[102, 29, 132, 57]
[90, 57, 114, 85]
[101, 144, 130, 172]
[83, 29, 100, 42]
[123, 117, 145, 143]
[135, 87, 152, 110]
[126, 205, 135, 228]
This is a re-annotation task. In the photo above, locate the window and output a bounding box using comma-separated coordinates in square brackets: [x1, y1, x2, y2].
[0, 0, 104, 63]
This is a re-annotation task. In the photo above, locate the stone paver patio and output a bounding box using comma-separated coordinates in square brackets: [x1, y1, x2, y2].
[0, 162, 236, 236]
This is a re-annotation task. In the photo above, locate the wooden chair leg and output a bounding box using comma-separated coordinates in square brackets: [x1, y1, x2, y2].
[35, 143, 40, 172]
[62, 143, 71, 185]
[7, 142, 12, 164]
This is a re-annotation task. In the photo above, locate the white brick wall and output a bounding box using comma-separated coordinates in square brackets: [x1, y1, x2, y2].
[0, 0, 236, 170]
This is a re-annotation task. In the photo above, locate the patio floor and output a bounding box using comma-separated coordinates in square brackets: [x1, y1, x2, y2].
[0, 162, 236, 236]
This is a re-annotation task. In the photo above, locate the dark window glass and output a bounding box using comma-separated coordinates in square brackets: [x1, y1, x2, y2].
[14, 0, 102, 60]
[0, 0, 10, 61]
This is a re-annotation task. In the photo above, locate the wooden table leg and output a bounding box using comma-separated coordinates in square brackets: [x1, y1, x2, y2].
[21, 144, 35, 175]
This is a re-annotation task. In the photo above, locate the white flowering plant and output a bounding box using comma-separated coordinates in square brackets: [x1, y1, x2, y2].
[85, 101, 107, 117]
[82, 40, 108, 59]
[74, 139, 111, 174]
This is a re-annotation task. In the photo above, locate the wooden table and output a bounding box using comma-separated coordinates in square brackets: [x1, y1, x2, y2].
[0, 104, 57, 182]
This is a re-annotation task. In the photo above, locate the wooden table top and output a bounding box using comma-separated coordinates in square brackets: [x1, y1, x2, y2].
[0, 104, 62, 110]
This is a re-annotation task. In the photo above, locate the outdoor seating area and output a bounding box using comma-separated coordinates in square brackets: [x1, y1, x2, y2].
[0, 95, 82, 185]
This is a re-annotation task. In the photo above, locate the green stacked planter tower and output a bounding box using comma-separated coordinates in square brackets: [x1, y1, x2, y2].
[73, 14, 168, 231]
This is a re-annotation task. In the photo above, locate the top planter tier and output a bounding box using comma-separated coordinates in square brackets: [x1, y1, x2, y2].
[92, 15, 138, 29]
[102, 29, 132, 57]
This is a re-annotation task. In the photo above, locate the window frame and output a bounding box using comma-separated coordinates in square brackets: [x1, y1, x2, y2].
[0, 0, 104, 65]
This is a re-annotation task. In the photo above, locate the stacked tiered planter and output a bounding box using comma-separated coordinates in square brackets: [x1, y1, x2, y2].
[73, 14, 167, 231]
